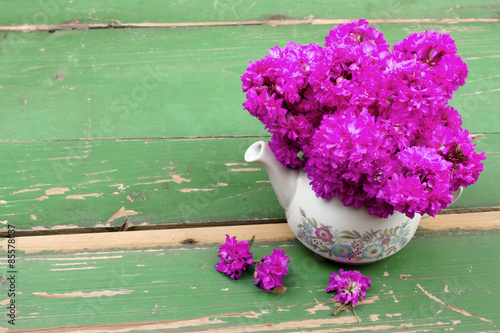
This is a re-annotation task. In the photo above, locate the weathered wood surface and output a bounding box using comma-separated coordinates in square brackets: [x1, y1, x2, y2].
[1, 23, 499, 140]
[0, 135, 498, 233]
[0, 214, 499, 332]
[1, 211, 499, 254]
[1, 1, 500, 330]
[1, 0, 500, 28]
[1, 22, 499, 231]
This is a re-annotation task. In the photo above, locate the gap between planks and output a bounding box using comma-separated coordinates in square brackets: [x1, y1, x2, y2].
[0, 135, 269, 144]
[0, 131, 494, 144]
[0, 207, 498, 238]
[1, 211, 499, 254]
[1, 17, 500, 32]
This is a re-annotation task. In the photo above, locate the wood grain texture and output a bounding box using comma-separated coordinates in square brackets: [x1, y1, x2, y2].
[0, 0, 499, 27]
[0, 225, 498, 331]
[1, 22, 499, 232]
[0, 134, 498, 231]
[1, 1, 499, 332]
[3, 18, 500, 32]
[419, 211, 500, 231]
[0, 137, 280, 230]
[2, 211, 499, 254]
[1, 23, 499, 141]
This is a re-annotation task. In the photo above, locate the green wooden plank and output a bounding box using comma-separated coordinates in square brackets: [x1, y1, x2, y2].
[0, 0, 499, 26]
[1, 23, 499, 141]
[0, 137, 281, 230]
[0, 134, 498, 231]
[2, 231, 499, 331]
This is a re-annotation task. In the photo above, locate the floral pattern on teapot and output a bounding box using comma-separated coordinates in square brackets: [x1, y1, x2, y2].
[296, 208, 413, 262]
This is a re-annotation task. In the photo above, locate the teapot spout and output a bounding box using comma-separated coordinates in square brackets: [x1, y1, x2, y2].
[245, 141, 300, 210]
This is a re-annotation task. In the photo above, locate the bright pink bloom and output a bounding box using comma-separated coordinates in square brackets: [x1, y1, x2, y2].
[254, 249, 290, 292]
[215, 235, 253, 280]
[325, 18, 389, 57]
[326, 269, 371, 306]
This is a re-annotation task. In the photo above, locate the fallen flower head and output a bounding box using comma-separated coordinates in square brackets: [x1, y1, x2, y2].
[254, 248, 291, 292]
[215, 234, 254, 280]
[215, 238, 372, 322]
[326, 269, 371, 321]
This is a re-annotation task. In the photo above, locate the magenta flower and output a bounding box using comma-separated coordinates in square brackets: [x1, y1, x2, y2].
[215, 235, 254, 280]
[326, 269, 371, 321]
[254, 249, 290, 292]
[325, 18, 389, 57]
[327, 269, 371, 305]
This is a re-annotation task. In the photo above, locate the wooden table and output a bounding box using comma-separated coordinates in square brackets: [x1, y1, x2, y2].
[1, 1, 499, 331]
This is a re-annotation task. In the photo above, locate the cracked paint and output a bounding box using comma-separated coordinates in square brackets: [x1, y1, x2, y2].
[225, 162, 247, 166]
[415, 280, 493, 323]
[12, 188, 41, 195]
[305, 303, 331, 314]
[50, 267, 98, 271]
[179, 188, 214, 193]
[85, 169, 118, 176]
[66, 193, 102, 199]
[133, 172, 190, 185]
[107, 206, 140, 223]
[45, 187, 71, 195]
[229, 167, 261, 172]
[33, 290, 134, 298]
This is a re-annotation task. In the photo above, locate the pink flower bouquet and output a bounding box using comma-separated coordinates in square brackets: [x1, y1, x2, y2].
[241, 19, 486, 219]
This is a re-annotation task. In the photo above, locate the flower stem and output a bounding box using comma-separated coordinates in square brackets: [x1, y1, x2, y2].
[248, 235, 255, 247]
[351, 305, 361, 323]
[333, 303, 361, 323]
[332, 303, 349, 316]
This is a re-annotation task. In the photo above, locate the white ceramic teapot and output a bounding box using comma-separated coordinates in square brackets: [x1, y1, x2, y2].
[245, 141, 462, 264]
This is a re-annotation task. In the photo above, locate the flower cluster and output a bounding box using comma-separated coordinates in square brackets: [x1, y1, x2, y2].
[254, 249, 290, 292]
[242, 19, 486, 218]
[215, 235, 289, 292]
[326, 269, 371, 321]
[326, 269, 371, 305]
[215, 234, 254, 280]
